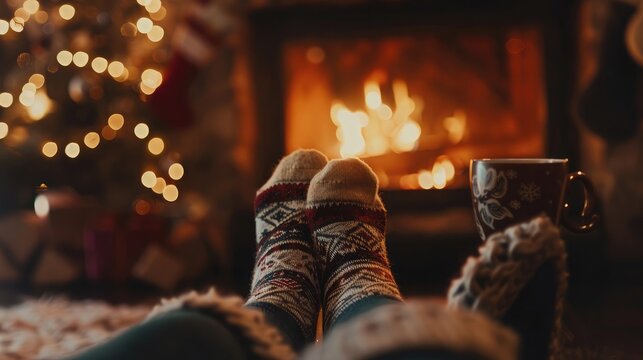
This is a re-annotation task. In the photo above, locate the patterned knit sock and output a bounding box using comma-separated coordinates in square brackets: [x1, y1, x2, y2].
[306, 158, 402, 330]
[246, 149, 328, 349]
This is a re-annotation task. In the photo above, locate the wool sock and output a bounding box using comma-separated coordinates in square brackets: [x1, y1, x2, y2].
[245, 149, 327, 350]
[306, 158, 402, 330]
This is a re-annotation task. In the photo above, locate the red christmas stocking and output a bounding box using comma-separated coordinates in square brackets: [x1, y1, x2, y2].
[149, 0, 235, 129]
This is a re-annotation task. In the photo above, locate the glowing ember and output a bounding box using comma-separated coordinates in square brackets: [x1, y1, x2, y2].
[410, 156, 457, 190]
[418, 170, 433, 189]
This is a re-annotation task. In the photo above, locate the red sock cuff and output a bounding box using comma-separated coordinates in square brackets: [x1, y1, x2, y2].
[254, 183, 309, 212]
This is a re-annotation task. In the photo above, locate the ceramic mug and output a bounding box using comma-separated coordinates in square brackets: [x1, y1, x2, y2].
[469, 158, 599, 240]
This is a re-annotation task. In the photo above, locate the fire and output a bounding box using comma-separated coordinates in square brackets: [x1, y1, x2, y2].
[330, 103, 369, 158]
[329, 77, 463, 190]
[399, 156, 456, 190]
[364, 81, 382, 109]
[417, 170, 433, 189]
[443, 111, 466, 144]
[330, 79, 422, 158]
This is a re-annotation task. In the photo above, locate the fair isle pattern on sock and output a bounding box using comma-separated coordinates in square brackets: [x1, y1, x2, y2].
[246, 183, 320, 342]
[307, 158, 402, 329]
[307, 202, 402, 329]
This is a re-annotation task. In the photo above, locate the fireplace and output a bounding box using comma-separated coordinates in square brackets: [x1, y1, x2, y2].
[247, 0, 579, 289]
[249, 0, 578, 199]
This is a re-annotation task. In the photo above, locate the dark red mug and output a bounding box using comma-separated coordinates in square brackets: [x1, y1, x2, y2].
[470, 158, 599, 240]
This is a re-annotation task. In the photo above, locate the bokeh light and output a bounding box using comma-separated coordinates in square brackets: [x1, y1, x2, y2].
[141, 171, 156, 188]
[141, 68, 162, 88]
[168, 163, 184, 180]
[152, 177, 166, 194]
[107, 61, 125, 78]
[134, 123, 150, 139]
[29, 74, 45, 88]
[23, 0, 40, 15]
[0, 20, 9, 35]
[134, 199, 151, 215]
[120, 22, 138, 37]
[57, 50, 73, 66]
[107, 113, 125, 130]
[101, 125, 117, 140]
[145, 0, 162, 14]
[72, 51, 89, 67]
[19, 91, 35, 106]
[163, 184, 179, 202]
[150, 6, 167, 21]
[0, 93, 13, 108]
[136, 17, 153, 34]
[147, 25, 164, 42]
[147, 137, 164, 155]
[59, 4, 75, 20]
[42, 141, 58, 157]
[26, 90, 52, 121]
[34, 10, 48, 24]
[0, 122, 8, 139]
[65, 142, 80, 158]
[91, 57, 108, 73]
[9, 18, 24, 32]
[84, 132, 100, 149]
[34, 194, 49, 218]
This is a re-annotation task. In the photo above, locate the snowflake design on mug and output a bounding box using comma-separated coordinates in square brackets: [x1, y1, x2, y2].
[506, 170, 518, 180]
[472, 168, 514, 230]
[519, 182, 541, 202]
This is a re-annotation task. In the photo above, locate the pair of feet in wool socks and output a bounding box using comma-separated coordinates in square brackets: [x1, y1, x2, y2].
[245, 150, 402, 349]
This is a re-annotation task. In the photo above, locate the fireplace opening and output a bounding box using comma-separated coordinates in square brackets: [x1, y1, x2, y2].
[284, 29, 547, 191]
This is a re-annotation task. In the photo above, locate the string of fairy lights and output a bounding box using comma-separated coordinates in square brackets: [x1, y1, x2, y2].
[0, 0, 184, 205]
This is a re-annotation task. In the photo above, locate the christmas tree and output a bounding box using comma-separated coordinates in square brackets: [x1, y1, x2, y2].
[0, 0, 185, 215]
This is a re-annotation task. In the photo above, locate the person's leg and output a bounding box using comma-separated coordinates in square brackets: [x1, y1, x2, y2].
[332, 294, 400, 327]
[68, 309, 247, 360]
[300, 300, 518, 360]
[306, 158, 403, 331]
[246, 149, 328, 350]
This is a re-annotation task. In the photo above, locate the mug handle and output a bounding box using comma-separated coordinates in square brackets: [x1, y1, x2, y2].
[562, 171, 599, 232]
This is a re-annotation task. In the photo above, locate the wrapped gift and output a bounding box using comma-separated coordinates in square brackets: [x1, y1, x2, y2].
[32, 249, 80, 286]
[132, 244, 184, 291]
[0, 212, 43, 267]
[83, 215, 118, 282]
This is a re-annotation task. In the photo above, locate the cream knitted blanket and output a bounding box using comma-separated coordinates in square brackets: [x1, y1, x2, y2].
[0, 298, 149, 359]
